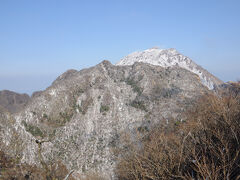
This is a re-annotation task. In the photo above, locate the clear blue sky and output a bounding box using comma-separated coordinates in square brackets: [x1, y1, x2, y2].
[0, 0, 239, 94]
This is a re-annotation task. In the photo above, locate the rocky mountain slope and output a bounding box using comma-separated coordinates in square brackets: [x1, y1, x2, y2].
[117, 48, 223, 89]
[0, 90, 30, 113]
[0, 49, 222, 179]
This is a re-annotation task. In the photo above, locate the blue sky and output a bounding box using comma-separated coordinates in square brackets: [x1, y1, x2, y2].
[0, 0, 239, 94]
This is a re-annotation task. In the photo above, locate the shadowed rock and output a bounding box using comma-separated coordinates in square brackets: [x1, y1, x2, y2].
[0, 90, 30, 113]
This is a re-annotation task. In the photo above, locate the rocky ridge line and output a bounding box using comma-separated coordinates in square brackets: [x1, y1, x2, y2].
[116, 48, 223, 89]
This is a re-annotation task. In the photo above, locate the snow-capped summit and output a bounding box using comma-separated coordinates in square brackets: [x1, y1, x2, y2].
[116, 48, 222, 89]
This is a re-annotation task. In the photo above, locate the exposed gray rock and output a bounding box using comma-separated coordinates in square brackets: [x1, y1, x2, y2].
[0, 59, 212, 179]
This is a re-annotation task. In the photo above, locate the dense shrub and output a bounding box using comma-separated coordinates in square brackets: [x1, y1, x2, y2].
[100, 104, 110, 113]
[116, 82, 240, 180]
[125, 78, 143, 95]
[130, 100, 148, 112]
[0, 144, 75, 180]
[22, 121, 44, 138]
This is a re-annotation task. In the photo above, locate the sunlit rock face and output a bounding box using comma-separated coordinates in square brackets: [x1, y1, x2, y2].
[0, 49, 222, 179]
[117, 48, 222, 89]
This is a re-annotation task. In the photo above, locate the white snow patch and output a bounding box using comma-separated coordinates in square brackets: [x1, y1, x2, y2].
[116, 48, 216, 90]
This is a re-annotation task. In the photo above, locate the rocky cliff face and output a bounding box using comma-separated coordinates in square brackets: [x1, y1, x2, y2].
[0, 49, 222, 179]
[0, 62, 211, 179]
[117, 48, 223, 90]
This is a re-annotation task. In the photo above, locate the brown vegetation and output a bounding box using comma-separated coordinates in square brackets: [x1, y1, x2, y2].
[0, 145, 75, 180]
[116, 82, 240, 179]
[1, 82, 240, 179]
[0, 149, 45, 180]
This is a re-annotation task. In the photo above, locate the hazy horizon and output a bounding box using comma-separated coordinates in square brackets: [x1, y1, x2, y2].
[1, 0, 239, 94]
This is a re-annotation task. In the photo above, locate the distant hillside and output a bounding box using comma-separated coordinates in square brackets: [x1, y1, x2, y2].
[0, 90, 30, 113]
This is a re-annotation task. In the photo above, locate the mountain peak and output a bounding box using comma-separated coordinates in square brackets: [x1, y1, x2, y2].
[116, 48, 182, 67]
[116, 48, 222, 89]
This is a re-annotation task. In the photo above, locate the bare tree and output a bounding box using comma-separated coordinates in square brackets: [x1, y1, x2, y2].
[116, 82, 240, 180]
